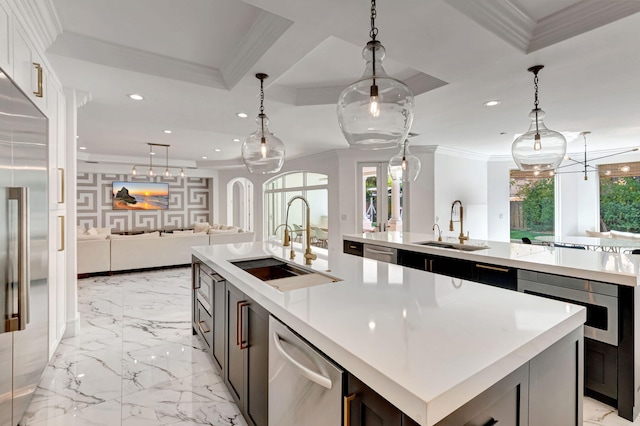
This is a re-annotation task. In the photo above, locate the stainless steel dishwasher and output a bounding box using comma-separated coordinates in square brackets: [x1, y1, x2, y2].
[363, 243, 398, 264]
[269, 316, 344, 425]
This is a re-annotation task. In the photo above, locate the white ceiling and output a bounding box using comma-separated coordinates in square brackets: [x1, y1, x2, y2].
[44, 0, 640, 168]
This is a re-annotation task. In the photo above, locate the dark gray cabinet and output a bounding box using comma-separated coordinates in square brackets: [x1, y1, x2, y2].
[225, 282, 269, 426]
[344, 240, 364, 256]
[396, 250, 474, 281]
[346, 375, 419, 426]
[473, 263, 517, 291]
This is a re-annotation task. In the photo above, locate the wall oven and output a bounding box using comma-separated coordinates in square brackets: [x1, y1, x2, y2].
[517, 270, 618, 346]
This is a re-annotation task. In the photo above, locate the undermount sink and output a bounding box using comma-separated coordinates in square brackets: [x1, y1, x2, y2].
[231, 257, 340, 291]
[416, 241, 490, 252]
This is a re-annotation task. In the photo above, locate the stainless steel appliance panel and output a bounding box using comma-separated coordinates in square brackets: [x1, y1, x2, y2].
[518, 279, 618, 346]
[363, 244, 397, 264]
[1, 67, 48, 426]
[269, 316, 344, 426]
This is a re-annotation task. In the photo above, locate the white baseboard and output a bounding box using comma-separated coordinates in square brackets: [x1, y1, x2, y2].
[63, 314, 80, 338]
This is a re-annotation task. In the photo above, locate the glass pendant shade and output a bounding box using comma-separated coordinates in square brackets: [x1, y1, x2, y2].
[511, 108, 566, 171]
[388, 140, 421, 181]
[337, 41, 414, 150]
[241, 113, 285, 174]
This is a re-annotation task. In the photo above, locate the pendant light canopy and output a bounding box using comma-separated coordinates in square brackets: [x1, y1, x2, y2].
[337, 0, 414, 150]
[241, 73, 285, 174]
[388, 139, 421, 181]
[512, 65, 566, 171]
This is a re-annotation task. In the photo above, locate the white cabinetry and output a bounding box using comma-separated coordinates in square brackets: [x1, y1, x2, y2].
[1, 0, 70, 357]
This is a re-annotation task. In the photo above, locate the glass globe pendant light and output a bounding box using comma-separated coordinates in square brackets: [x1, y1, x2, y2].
[388, 139, 421, 181]
[512, 65, 566, 171]
[241, 73, 285, 174]
[337, 0, 414, 150]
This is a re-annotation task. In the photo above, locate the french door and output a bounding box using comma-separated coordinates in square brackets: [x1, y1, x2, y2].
[358, 163, 391, 233]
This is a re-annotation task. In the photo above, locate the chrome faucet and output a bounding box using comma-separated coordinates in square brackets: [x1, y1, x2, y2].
[285, 195, 317, 265]
[273, 223, 295, 260]
[432, 223, 442, 242]
[449, 200, 469, 244]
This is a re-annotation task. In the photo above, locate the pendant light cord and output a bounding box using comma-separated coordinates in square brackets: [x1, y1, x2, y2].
[370, 0, 378, 82]
[532, 69, 540, 136]
[259, 75, 266, 143]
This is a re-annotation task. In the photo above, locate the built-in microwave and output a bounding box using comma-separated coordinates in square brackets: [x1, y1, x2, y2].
[517, 270, 618, 346]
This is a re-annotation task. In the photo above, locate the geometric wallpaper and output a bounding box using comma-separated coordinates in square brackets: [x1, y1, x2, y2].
[77, 173, 211, 232]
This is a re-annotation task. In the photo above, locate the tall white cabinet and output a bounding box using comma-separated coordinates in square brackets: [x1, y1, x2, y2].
[0, 0, 71, 358]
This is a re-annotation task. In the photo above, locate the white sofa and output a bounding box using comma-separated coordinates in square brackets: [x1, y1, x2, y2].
[77, 226, 255, 275]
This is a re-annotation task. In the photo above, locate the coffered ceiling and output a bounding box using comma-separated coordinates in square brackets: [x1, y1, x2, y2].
[41, 0, 640, 168]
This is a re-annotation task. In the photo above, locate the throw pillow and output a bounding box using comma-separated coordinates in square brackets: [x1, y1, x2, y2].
[193, 222, 210, 233]
[86, 227, 98, 235]
[77, 226, 87, 235]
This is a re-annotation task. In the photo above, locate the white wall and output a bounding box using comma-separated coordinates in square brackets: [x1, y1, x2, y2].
[434, 149, 489, 240]
[487, 158, 515, 242]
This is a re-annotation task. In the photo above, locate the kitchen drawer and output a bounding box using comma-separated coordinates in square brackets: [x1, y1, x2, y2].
[344, 240, 364, 257]
[474, 263, 517, 291]
[196, 300, 213, 349]
[364, 244, 397, 264]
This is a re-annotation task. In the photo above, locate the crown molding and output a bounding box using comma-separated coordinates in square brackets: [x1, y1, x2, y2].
[444, 0, 534, 52]
[435, 145, 491, 162]
[221, 11, 293, 90]
[529, 0, 640, 52]
[8, 0, 62, 53]
[49, 32, 227, 89]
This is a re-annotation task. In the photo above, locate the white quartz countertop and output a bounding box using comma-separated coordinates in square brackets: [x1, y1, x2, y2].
[192, 241, 585, 426]
[344, 232, 640, 287]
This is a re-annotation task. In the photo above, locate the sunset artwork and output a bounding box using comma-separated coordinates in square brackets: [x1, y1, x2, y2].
[112, 181, 169, 210]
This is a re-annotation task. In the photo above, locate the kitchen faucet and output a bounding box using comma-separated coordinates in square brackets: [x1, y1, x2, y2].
[273, 223, 295, 260]
[432, 223, 442, 242]
[449, 200, 469, 244]
[285, 195, 317, 265]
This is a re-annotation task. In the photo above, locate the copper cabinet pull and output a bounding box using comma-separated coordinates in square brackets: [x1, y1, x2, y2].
[429, 259, 433, 272]
[343, 393, 357, 426]
[349, 245, 357, 249]
[236, 300, 243, 346]
[197, 320, 210, 334]
[239, 301, 250, 349]
[475, 264, 510, 273]
[33, 62, 43, 97]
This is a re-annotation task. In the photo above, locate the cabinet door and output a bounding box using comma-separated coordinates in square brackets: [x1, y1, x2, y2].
[474, 263, 517, 291]
[347, 374, 402, 426]
[397, 250, 428, 271]
[344, 240, 364, 257]
[430, 255, 474, 280]
[0, 0, 10, 72]
[225, 284, 246, 405]
[245, 301, 269, 426]
[212, 275, 226, 372]
[585, 338, 617, 401]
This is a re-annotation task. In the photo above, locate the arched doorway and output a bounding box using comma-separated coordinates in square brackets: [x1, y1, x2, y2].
[227, 177, 253, 231]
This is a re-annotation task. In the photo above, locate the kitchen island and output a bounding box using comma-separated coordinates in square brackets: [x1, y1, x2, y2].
[343, 231, 640, 421]
[192, 241, 585, 425]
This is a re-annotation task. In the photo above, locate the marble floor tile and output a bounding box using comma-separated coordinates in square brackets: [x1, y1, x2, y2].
[24, 267, 637, 425]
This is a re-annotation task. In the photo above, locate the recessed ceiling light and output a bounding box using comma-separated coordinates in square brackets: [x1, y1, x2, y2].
[150, 152, 155, 156]
[76, 135, 79, 139]
[214, 149, 221, 152]
[163, 130, 172, 134]
[128, 94, 144, 101]
[79, 146, 87, 150]
[484, 100, 501, 107]
[232, 138, 240, 142]
[202, 156, 207, 159]
[236, 112, 248, 118]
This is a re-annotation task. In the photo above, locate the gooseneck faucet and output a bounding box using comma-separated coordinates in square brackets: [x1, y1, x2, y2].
[273, 223, 295, 260]
[432, 223, 442, 242]
[285, 195, 317, 265]
[449, 200, 469, 244]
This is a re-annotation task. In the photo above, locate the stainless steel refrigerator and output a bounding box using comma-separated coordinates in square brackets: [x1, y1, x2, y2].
[0, 68, 49, 425]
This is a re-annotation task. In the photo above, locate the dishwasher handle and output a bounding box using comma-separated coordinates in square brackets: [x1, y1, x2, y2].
[273, 332, 333, 390]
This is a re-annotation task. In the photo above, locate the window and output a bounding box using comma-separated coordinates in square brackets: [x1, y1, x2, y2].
[264, 172, 329, 245]
[510, 170, 555, 241]
[598, 162, 640, 232]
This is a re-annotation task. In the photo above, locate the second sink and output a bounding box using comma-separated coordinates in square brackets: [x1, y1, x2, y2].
[416, 241, 490, 252]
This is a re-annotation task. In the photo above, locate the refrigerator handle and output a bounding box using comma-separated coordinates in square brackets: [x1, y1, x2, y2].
[9, 187, 30, 330]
